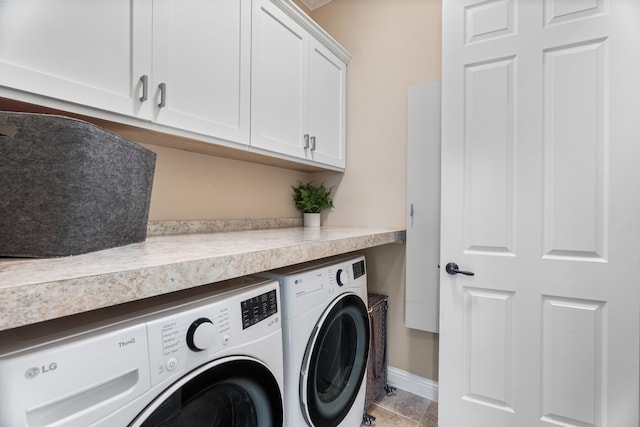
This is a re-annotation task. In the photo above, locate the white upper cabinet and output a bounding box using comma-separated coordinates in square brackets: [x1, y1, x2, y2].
[0, 0, 251, 145]
[251, 0, 347, 169]
[0, 0, 348, 170]
[0, 0, 153, 117]
[251, 0, 308, 160]
[152, 0, 251, 145]
[307, 38, 346, 168]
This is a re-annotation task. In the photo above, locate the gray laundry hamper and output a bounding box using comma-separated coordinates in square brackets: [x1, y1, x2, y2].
[0, 112, 156, 257]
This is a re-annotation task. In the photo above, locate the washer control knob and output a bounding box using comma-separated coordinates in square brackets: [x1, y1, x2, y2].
[336, 268, 345, 287]
[187, 318, 215, 352]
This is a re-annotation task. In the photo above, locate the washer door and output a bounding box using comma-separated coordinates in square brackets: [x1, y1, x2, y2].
[130, 357, 282, 427]
[301, 293, 370, 427]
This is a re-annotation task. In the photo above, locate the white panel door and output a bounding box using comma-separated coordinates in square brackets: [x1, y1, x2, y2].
[440, 1, 640, 426]
[152, 0, 251, 145]
[0, 0, 152, 117]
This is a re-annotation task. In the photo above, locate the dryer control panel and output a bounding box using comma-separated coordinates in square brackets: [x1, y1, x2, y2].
[352, 259, 366, 279]
[265, 255, 367, 320]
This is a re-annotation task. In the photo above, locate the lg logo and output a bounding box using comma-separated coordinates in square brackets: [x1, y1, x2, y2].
[24, 362, 57, 379]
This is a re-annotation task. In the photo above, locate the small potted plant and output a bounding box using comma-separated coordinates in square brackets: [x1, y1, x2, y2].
[292, 181, 334, 226]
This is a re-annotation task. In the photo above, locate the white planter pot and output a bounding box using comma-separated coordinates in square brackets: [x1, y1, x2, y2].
[303, 213, 321, 227]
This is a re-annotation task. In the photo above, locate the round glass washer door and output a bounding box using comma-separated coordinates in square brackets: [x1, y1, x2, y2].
[300, 293, 370, 427]
[130, 357, 283, 427]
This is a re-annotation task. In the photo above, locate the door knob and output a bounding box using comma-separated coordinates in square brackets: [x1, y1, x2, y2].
[445, 262, 474, 276]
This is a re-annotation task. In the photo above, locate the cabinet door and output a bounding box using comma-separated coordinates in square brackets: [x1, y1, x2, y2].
[250, 0, 308, 159]
[307, 39, 346, 168]
[152, 0, 251, 145]
[0, 0, 152, 117]
[405, 82, 441, 333]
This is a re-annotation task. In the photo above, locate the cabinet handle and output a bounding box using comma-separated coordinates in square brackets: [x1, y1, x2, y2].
[158, 82, 167, 108]
[304, 134, 310, 149]
[139, 75, 149, 102]
[310, 136, 316, 151]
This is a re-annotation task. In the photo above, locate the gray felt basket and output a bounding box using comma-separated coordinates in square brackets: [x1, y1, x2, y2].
[0, 112, 156, 257]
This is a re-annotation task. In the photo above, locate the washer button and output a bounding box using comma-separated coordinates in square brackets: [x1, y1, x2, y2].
[166, 357, 178, 371]
[222, 334, 230, 346]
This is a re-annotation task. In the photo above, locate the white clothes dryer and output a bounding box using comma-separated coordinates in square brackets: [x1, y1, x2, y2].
[0, 277, 284, 427]
[261, 254, 370, 427]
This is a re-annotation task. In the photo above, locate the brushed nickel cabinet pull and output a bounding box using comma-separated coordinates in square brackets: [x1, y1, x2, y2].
[139, 75, 149, 102]
[158, 82, 167, 108]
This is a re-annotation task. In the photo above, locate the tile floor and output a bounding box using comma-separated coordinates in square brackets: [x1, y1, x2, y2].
[364, 388, 438, 427]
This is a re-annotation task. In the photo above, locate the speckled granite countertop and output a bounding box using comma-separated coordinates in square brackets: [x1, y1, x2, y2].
[0, 226, 405, 331]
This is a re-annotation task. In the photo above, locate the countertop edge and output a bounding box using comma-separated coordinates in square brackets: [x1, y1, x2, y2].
[0, 227, 405, 331]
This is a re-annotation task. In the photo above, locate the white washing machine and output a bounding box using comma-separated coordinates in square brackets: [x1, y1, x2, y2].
[261, 254, 370, 427]
[0, 276, 284, 427]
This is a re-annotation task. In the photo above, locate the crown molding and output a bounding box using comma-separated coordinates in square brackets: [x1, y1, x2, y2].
[298, 0, 333, 11]
[271, 0, 351, 64]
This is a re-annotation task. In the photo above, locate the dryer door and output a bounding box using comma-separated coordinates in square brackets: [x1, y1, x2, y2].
[130, 357, 282, 427]
[300, 293, 370, 426]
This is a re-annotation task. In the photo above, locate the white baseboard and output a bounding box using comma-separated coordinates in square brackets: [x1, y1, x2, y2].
[387, 365, 439, 402]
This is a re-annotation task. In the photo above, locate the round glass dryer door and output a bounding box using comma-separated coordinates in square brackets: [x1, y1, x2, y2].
[301, 293, 370, 427]
[131, 358, 282, 427]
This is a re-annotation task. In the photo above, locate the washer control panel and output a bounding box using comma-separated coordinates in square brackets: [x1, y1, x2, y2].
[241, 289, 278, 329]
[146, 282, 279, 387]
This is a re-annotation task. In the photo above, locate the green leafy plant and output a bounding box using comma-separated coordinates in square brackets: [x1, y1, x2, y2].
[292, 182, 334, 213]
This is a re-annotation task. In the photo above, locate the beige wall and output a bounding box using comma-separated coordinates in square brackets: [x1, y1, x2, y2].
[143, 144, 310, 221]
[307, 0, 442, 381]
[146, 0, 442, 381]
